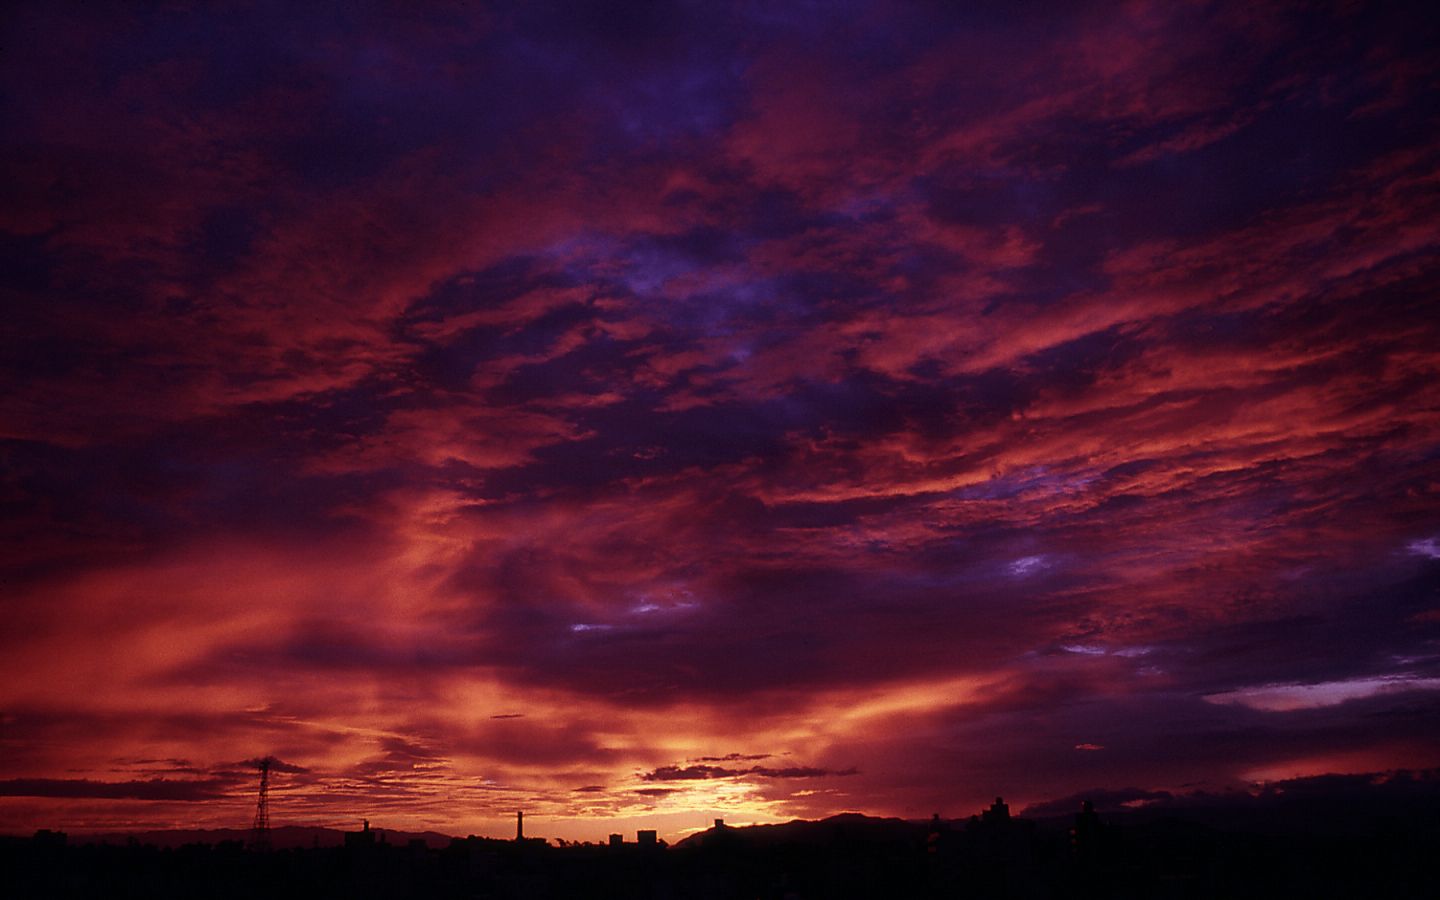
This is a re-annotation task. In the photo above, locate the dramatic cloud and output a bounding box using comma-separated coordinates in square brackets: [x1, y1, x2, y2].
[641, 765, 857, 782]
[0, 779, 233, 802]
[2, 1, 1438, 842]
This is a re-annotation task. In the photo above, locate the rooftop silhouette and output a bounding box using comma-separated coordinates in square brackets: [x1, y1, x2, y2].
[16, 785, 1431, 899]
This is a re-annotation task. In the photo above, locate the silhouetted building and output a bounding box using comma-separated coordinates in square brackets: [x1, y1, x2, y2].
[982, 796, 1011, 825]
[6, 805, 1440, 899]
[345, 819, 376, 849]
[703, 817, 740, 850]
[608, 833, 623, 847]
[637, 829, 657, 849]
[1072, 799, 1103, 864]
[927, 813, 947, 855]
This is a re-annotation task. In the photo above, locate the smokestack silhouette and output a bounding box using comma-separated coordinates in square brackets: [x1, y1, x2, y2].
[516, 810, 524, 841]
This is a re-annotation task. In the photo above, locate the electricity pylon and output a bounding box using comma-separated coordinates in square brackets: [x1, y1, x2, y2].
[250, 757, 272, 851]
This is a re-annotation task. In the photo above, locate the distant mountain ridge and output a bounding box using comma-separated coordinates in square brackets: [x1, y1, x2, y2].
[674, 812, 946, 849]
[37, 771, 1440, 851]
[67, 825, 455, 850]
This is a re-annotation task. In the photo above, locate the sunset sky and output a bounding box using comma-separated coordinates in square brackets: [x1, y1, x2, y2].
[3, 1, 1439, 843]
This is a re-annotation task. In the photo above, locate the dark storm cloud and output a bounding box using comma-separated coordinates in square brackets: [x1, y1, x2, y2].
[1022, 787, 1173, 818]
[642, 765, 857, 782]
[0, 778, 234, 802]
[235, 757, 310, 775]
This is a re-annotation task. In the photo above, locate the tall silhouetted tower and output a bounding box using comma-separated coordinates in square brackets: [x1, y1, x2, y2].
[516, 810, 524, 841]
[251, 758, 272, 850]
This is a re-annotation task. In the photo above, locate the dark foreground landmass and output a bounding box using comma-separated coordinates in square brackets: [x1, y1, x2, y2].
[6, 795, 1438, 899]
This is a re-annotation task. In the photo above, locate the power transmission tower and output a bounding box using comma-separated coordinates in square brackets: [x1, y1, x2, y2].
[251, 757, 272, 851]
